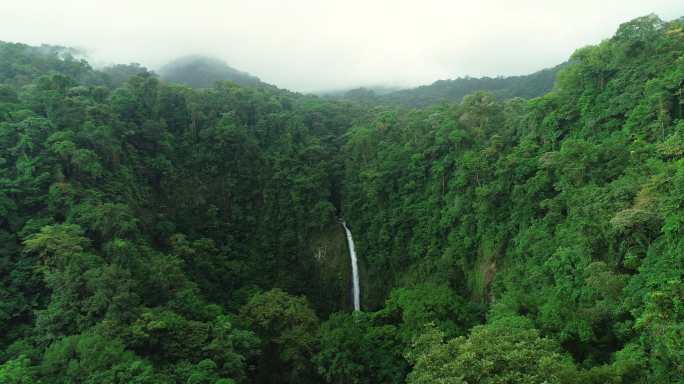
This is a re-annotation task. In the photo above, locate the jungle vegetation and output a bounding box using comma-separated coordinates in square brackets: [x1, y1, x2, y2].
[1, 13, 684, 384]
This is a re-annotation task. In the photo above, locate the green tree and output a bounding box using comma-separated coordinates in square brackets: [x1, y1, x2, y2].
[39, 333, 158, 384]
[315, 312, 407, 384]
[406, 316, 577, 384]
[0, 355, 37, 384]
[239, 289, 319, 383]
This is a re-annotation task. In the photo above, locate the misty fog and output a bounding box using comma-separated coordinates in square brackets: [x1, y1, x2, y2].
[1, 0, 683, 92]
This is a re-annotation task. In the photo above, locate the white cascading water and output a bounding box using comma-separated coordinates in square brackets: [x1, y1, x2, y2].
[341, 221, 361, 311]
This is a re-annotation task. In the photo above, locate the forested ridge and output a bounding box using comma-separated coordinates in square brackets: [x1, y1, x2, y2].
[329, 63, 563, 107]
[1, 13, 684, 384]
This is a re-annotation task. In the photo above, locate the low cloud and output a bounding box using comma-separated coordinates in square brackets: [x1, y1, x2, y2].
[1, 0, 682, 92]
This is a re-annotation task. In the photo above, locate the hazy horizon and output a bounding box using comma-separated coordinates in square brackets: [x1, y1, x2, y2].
[1, 0, 683, 92]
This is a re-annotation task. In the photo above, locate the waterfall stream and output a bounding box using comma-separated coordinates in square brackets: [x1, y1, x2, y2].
[341, 221, 361, 311]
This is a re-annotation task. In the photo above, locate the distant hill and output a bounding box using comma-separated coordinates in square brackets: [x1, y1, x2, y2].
[158, 55, 263, 88]
[319, 85, 403, 97]
[336, 64, 566, 107]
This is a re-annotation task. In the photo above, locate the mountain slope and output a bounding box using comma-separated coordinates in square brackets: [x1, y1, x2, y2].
[338, 63, 564, 107]
[158, 55, 263, 88]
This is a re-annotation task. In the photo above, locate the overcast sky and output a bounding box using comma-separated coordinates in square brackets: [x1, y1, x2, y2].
[1, 1, 683, 92]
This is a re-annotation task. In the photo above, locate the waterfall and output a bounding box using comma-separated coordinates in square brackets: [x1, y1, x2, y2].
[341, 221, 361, 311]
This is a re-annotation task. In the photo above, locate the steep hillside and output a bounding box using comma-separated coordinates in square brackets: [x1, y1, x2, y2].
[341, 14, 684, 382]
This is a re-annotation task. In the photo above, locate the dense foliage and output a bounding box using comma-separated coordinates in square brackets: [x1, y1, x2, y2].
[342, 13, 684, 383]
[2, 13, 684, 384]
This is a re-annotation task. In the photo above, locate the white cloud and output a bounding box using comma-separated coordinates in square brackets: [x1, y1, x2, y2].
[1, 0, 682, 92]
